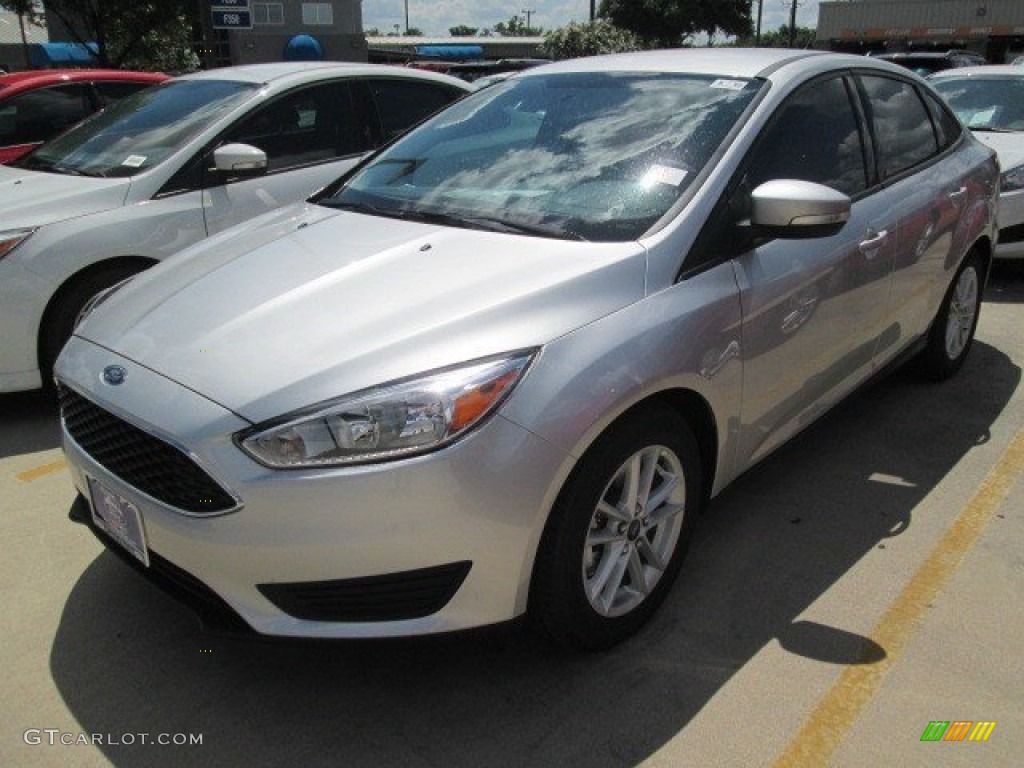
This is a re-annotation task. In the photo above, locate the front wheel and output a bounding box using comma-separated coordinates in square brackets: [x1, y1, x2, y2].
[530, 407, 702, 651]
[919, 251, 983, 380]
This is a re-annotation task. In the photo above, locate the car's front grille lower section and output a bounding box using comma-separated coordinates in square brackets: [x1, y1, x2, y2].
[258, 561, 472, 622]
[999, 222, 1024, 245]
[58, 385, 236, 514]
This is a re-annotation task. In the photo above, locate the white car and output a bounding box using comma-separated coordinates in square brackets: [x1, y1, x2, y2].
[931, 65, 1024, 258]
[0, 63, 469, 393]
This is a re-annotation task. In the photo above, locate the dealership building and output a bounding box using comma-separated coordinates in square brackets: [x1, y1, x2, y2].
[818, 0, 1024, 62]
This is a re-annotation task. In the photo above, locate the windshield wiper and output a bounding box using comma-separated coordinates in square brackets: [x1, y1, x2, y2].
[323, 200, 587, 241]
[12, 156, 107, 177]
[968, 125, 1018, 133]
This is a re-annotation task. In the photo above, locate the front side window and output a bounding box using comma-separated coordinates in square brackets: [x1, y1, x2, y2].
[859, 75, 938, 179]
[366, 79, 464, 141]
[223, 82, 366, 172]
[322, 72, 762, 242]
[12, 79, 256, 177]
[745, 75, 868, 197]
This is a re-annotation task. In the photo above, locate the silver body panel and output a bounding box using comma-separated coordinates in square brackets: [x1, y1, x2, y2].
[56, 50, 999, 637]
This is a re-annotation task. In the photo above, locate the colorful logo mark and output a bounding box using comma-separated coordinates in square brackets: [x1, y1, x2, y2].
[920, 721, 996, 742]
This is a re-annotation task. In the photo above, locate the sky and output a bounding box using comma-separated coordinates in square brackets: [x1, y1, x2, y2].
[362, 0, 822, 38]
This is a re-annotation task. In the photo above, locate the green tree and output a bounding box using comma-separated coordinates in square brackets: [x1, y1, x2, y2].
[600, 0, 750, 48]
[364, 27, 382, 36]
[737, 24, 816, 49]
[406, 27, 423, 36]
[493, 15, 543, 37]
[449, 25, 478, 37]
[542, 20, 640, 61]
[0, 0, 43, 68]
[42, 0, 197, 68]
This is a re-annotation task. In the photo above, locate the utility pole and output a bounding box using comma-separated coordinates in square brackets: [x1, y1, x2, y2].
[522, 8, 535, 33]
[788, 0, 802, 48]
[755, 0, 764, 46]
[590, 1, 596, 22]
[405, 0, 409, 34]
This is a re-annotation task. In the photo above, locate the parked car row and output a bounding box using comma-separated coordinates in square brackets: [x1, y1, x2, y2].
[0, 63, 470, 393]
[31, 50, 997, 650]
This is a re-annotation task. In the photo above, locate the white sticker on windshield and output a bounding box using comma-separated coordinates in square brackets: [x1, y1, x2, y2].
[122, 155, 147, 168]
[641, 165, 688, 188]
[710, 79, 747, 91]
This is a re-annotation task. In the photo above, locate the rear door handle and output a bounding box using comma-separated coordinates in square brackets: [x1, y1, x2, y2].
[859, 229, 889, 255]
[949, 186, 968, 207]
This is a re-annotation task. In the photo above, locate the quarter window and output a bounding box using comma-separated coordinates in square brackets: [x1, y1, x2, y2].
[858, 75, 938, 179]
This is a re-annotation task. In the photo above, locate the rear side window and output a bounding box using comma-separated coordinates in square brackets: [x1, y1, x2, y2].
[858, 75, 938, 179]
[0, 83, 93, 146]
[366, 79, 462, 141]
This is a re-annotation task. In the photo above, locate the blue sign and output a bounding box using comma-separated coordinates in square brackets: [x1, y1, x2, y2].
[212, 9, 252, 29]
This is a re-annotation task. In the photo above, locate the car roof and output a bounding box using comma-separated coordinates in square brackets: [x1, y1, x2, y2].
[514, 48, 872, 80]
[930, 64, 1024, 79]
[0, 68, 167, 96]
[176, 62, 471, 90]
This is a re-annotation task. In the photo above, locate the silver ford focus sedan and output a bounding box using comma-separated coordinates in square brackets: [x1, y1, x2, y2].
[56, 49, 998, 650]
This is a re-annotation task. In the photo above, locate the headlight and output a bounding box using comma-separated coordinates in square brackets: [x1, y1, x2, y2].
[0, 228, 36, 261]
[238, 351, 536, 468]
[1001, 163, 1024, 192]
[74, 276, 135, 330]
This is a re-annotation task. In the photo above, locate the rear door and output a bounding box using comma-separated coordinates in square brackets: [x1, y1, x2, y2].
[853, 74, 975, 362]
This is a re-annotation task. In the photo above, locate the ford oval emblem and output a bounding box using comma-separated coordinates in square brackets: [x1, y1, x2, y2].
[102, 365, 127, 386]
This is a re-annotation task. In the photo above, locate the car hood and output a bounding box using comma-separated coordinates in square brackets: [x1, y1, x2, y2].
[0, 163, 130, 228]
[77, 204, 647, 423]
[972, 131, 1024, 171]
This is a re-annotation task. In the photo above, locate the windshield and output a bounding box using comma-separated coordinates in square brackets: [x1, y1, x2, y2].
[931, 77, 1024, 132]
[12, 79, 257, 177]
[322, 72, 762, 242]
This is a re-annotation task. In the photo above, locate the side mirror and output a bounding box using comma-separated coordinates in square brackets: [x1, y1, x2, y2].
[212, 143, 268, 176]
[751, 179, 851, 239]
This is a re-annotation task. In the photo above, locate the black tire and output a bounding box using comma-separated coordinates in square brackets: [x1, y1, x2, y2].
[530, 407, 703, 651]
[38, 263, 148, 390]
[919, 250, 983, 381]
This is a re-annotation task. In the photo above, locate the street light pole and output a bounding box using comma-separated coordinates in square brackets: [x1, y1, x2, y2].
[405, 0, 409, 34]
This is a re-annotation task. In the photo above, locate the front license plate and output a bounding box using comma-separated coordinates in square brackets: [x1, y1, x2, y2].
[87, 477, 149, 567]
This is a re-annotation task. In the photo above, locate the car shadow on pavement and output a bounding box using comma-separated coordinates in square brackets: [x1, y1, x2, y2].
[47, 341, 1019, 768]
[0, 389, 60, 459]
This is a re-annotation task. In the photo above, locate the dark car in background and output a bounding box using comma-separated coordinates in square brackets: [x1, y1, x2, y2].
[0, 69, 168, 163]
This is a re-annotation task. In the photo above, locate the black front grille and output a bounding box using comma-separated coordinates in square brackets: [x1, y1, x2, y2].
[59, 385, 236, 514]
[258, 562, 472, 622]
[999, 222, 1024, 245]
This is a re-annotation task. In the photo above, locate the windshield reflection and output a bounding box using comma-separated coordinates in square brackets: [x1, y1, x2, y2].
[324, 72, 762, 242]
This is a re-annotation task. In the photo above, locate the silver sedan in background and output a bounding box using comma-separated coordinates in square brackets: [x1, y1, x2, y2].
[57, 49, 997, 650]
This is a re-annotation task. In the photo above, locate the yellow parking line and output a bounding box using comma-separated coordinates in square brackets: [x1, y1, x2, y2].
[773, 427, 1024, 768]
[15, 459, 68, 483]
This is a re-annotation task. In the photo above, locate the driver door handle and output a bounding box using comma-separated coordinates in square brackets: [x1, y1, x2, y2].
[858, 229, 889, 256]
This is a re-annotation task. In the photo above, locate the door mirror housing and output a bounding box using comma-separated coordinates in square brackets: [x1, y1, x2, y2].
[751, 179, 851, 239]
[212, 143, 268, 176]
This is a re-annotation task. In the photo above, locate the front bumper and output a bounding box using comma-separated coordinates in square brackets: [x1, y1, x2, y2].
[56, 336, 568, 638]
[0, 257, 51, 392]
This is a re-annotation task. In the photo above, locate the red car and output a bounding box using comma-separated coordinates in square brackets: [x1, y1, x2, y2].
[0, 69, 167, 163]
